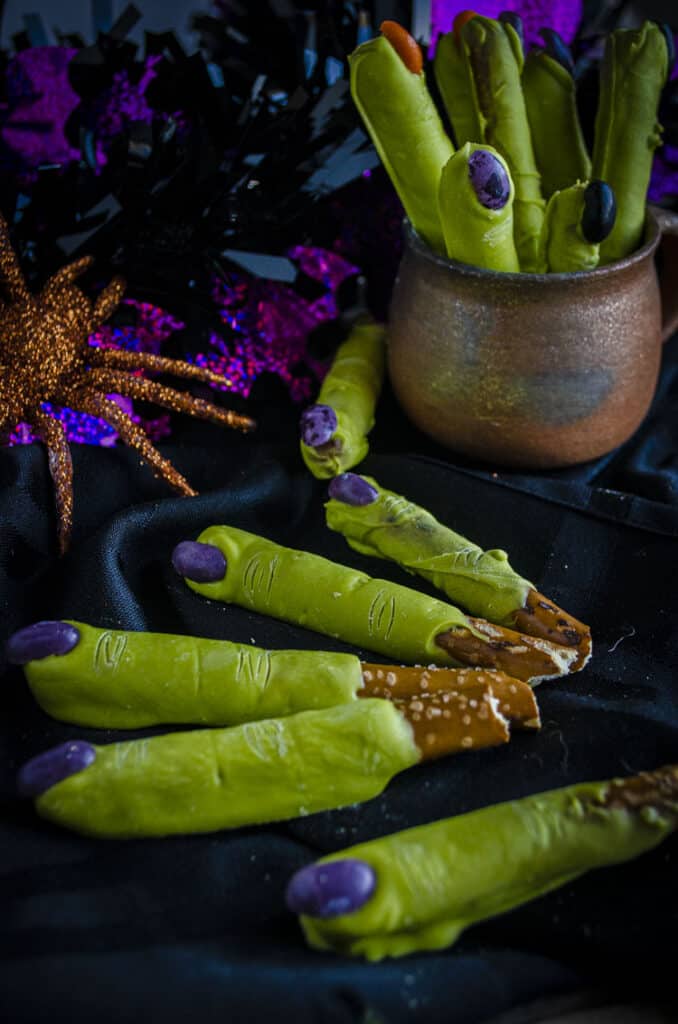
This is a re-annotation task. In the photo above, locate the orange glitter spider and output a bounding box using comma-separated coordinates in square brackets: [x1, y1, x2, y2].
[0, 214, 255, 554]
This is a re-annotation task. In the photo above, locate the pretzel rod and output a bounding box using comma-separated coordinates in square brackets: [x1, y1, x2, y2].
[7, 620, 364, 729]
[299, 320, 385, 480]
[522, 33, 591, 200]
[16, 701, 415, 838]
[459, 14, 545, 271]
[326, 474, 591, 671]
[9, 623, 536, 736]
[360, 664, 540, 730]
[433, 20, 484, 149]
[17, 691, 512, 839]
[394, 682, 510, 759]
[511, 589, 591, 667]
[537, 180, 616, 274]
[174, 528, 578, 683]
[592, 22, 670, 263]
[438, 143, 520, 272]
[288, 765, 678, 960]
[348, 22, 453, 252]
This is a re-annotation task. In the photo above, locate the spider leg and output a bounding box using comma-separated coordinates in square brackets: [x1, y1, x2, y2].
[0, 213, 30, 302]
[33, 409, 74, 555]
[88, 369, 255, 432]
[88, 347, 234, 388]
[78, 391, 196, 496]
[45, 256, 95, 294]
[91, 277, 126, 329]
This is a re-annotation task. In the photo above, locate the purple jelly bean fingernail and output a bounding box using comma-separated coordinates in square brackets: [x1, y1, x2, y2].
[7, 621, 80, 665]
[328, 473, 378, 506]
[468, 150, 511, 211]
[18, 740, 96, 798]
[285, 859, 376, 918]
[171, 541, 227, 583]
[300, 404, 338, 448]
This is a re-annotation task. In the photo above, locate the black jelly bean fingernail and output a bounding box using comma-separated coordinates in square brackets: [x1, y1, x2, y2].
[18, 741, 96, 798]
[171, 541, 227, 583]
[328, 473, 378, 506]
[285, 859, 377, 918]
[7, 621, 81, 665]
[540, 28, 574, 73]
[300, 404, 338, 448]
[468, 150, 511, 210]
[499, 11, 524, 53]
[581, 180, 617, 244]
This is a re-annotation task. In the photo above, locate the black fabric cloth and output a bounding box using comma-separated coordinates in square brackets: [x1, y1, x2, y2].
[1, 338, 678, 1023]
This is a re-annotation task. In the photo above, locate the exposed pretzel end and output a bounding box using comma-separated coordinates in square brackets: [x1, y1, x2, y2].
[380, 20, 423, 74]
[394, 680, 510, 760]
[360, 664, 540, 731]
[602, 765, 678, 817]
[512, 589, 592, 671]
[474, 671, 541, 730]
[435, 619, 577, 684]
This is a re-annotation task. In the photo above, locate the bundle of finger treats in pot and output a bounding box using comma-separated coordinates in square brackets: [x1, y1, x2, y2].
[350, 14, 674, 272]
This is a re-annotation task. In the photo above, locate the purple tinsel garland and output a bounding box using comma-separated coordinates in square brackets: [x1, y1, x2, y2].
[196, 246, 358, 403]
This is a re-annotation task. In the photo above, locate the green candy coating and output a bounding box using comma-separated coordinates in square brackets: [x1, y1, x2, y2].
[184, 525, 481, 665]
[462, 16, 545, 271]
[438, 142, 519, 272]
[592, 22, 668, 264]
[522, 49, 591, 200]
[23, 621, 364, 729]
[433, 30, 485, 149]
[35, 699, 420, 838]
[325, 477, 531, 624]
[300, 321, 385, 480]
[538, 182, 601, 274]
[300, 772, 678, 960]
[349, 34, 454, 254]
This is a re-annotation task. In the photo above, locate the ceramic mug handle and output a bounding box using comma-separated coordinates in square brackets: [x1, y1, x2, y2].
[650, 205, 678, 342]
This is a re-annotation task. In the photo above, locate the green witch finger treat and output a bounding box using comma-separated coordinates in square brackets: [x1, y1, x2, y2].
[460, 13, 545, 271]
[9, 618, 540, 733]
[592, 21, 672, 264]
[17, 680, 525, 838]
[349, 21, 454, 254]
[325, 473, 591, 668]
[16, 701, 419, 838]
[538, 180, 617, 274]
[286, 765, 678, 960]
[8, 620, 539, 735]
[522, 29, 591, 200]
[172, 530, 578, 682]
[7, 620, 363, 729]
[438, 143, 519, 272]
[300, 320, 385, 479]
[433, 19, 484, 150]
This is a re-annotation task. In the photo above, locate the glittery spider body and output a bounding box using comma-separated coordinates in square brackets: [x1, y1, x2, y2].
[0, 216, 254, 553]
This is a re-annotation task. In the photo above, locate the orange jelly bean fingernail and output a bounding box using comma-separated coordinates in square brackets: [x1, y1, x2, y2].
[380, 20, 423, 74]
[453, 10, 477, 40]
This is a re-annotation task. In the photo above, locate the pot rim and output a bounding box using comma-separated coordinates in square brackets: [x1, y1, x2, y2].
[405, 207, 664, 283]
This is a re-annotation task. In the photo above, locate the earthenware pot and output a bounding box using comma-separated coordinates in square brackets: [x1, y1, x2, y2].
[387, 207, 678, 468]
